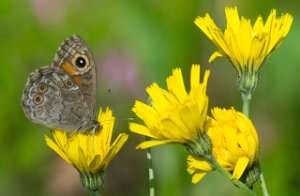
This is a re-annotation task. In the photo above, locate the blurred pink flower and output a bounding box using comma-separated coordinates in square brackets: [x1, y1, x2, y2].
[31, 0, 66, 26]
[99, 50, 144, 97]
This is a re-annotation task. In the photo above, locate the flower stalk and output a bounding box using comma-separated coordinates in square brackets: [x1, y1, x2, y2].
[241, 96, 269, 196]
[145, 137, 155, 196]
[209, 157, 256, 196]
[242, 91, 251, 118]
[259, 172, 269, 196]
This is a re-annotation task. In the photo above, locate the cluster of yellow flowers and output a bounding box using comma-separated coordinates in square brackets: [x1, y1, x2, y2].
[130, 64, 260, 186]
[128, 6, 292, 195]
[43, 6, 292, 196]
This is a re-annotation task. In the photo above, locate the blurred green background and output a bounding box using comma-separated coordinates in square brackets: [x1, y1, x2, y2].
[0, 0, 299, 195]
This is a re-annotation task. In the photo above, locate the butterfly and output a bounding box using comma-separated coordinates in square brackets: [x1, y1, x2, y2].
[22, 35, 100, 133]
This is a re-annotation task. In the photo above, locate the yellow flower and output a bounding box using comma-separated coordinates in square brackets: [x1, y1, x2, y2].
[187, 108, 259, 183]
[45, 107, 128, 193]
[129, 65, 210, 151]
[195, 7, 293, 94]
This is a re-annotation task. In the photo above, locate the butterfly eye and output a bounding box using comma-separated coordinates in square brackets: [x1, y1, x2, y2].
[38, 83, 48, 93]
[33, 94, 43, 105]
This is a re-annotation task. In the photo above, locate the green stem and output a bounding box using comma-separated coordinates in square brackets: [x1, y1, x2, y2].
[145, 98, 155, 196]
[242, 92, 251, 117]
[241, 91, 269, 196]
[209, 156, 256, 196]
[259, 173, 269, 196]
[146, 137, 155, 196]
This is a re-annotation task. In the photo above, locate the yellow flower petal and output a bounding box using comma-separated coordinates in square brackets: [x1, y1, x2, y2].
[209, 51, 223, 62]
[225, 7, 240, 34]
[102, 133, 129, 169]
[45, 135, 72, 165]
[88, 155, 101, 173]
[146, 83, 170, 111]
[194, 14, 215, 40]
[191, 173, 207, 184]
[51, 129, 68, 149]
[129, 123, 159, 139]
[136, 140, 175, 149]
[186, 156, 212, 183]
[231, 157, 250, 180]
[161, 118, 189, 140]
[190, 64, 200, 90]
[187, 156, 212, 171]
[166, 68, 188, 102]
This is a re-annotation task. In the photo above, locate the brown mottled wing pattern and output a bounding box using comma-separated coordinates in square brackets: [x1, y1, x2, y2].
[51, 35, 98, 119]
[22, 67, 91, 131]
[22, 35, 99, 132]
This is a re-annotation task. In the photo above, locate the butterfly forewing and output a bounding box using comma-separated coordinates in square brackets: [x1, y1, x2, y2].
[52, 35, 98, 119]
